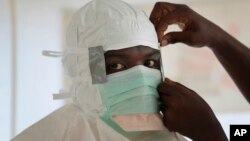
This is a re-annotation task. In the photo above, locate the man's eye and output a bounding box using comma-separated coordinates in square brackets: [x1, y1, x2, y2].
[144, 59, 158, 68]
[108, 63, 126, 70]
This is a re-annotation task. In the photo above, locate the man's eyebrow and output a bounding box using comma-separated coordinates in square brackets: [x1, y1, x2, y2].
[104, 53, 128, 58]
[147, 51, 160, 58]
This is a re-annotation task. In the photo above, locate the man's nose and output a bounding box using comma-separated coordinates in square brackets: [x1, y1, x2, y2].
[129, 60, 144, 68]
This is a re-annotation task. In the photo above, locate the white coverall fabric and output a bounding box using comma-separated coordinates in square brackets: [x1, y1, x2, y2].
[12, 104, 186, 141]
[11, 0, 187, 140]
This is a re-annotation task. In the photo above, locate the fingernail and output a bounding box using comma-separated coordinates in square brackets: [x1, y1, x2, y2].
[164, 78, 174, 84]
[161, 39, 168, 46]
[164, 78, 170, 84]
[164, 78, 170, 81]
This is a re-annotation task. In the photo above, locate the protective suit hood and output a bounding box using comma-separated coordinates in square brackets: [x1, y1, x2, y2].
[67, 0, 158, 52]
[63, 0, 159, 116]
[11, 0, 187, 141]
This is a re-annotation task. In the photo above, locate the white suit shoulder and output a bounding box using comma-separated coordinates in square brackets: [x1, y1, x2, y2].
[11, 103, 91, 141]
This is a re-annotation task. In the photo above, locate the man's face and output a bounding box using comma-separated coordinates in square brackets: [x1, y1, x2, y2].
[104, 45, 160, 75]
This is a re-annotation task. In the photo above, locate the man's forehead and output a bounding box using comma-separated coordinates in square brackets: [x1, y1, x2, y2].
[105, 46, 159, 57]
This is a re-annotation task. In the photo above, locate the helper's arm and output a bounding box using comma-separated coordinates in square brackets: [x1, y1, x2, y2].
[150, 2, 250, 103]
[211, 30, 250, 102]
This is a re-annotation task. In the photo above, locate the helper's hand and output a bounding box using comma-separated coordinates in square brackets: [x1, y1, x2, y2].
[150, 2, 250, 104]
[150, 2, 224, 48]
[157, 78, 228, 141]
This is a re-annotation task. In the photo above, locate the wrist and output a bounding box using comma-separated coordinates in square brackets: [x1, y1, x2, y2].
[190, 119, 228, 141]
[207, 26, 232, 53]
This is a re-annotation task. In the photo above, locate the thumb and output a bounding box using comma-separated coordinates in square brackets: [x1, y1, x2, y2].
[160, 31, 192, 46]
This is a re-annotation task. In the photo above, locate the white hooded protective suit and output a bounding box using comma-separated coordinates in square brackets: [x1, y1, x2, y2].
[11, 0, 187, 140]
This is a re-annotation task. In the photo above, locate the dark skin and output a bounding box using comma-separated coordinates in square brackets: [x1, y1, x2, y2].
[104, 46, 225, 141]
[158, 79, 227, 141]
[150, 2, 250, 102]
[150, 1, 250, 141]
[105, 46, 161, 74]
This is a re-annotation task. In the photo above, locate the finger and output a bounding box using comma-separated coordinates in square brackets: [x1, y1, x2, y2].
[156, 10, 189, 41]
[160, 104, 168, 112]
[150, 2, 177, 27]
[163, 77, 175, 85]
[164, 78, 198, 97]
[174, 81, 197, 94]
[158, 79, 183, 96]
[178, 22, 186, 30]
[156, 18, 177, 41]
[163, 78, 182, 91]
[159, 94, 174, 106]
[160, 31, 192, 46]
[160, 78, 194, 97]
[150, 3, 163, 26]
[162, 114, 168, 127]
[157, 82, 177, 96]
[162, 111, 175, 132]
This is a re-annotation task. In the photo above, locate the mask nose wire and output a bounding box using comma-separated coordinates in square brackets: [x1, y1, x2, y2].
[158, 44, 165, 82]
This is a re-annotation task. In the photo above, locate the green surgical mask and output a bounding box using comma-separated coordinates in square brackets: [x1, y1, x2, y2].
[98, 65, 162, 137]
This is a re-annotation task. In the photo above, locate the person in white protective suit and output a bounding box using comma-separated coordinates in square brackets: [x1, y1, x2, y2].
[11, 0, 189, 140]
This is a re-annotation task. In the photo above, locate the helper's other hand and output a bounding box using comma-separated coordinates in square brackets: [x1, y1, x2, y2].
[157, 78, 228, 141]
[150, 2, 224, 48]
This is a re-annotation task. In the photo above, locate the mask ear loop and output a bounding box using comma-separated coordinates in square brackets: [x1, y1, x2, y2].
[42, 50, 63, 57]
[42, 47, 101, 100]
[158, 44, 165, 82]
[42, 50, 72, 100]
